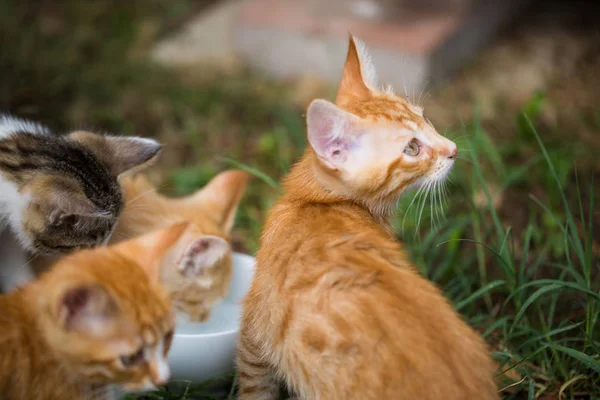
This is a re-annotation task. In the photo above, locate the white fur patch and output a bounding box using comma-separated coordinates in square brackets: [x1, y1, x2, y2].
[0, 114, 46, 253]
[195, 276, 215, 289]
[149, 338, 170, 385]
[415, 132, 432, 147]
[0, 177, 33, 251]
[0, 114, 50, 139]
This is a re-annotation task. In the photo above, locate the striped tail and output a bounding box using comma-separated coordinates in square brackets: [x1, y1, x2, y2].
[236, 328, 279, 400]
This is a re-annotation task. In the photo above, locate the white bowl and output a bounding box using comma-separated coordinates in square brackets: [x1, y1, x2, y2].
[168, 252, 255, 384]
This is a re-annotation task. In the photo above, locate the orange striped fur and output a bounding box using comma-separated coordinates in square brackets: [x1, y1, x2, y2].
[236, 36, 497, 400]
[112, 170, 249, 322]
[0, 223, 187, 399]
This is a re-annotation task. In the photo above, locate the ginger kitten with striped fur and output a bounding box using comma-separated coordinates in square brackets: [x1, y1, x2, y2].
[0, 222, 188, 400]
[112, 170, 249, 322]
[236, 36, 498, 400]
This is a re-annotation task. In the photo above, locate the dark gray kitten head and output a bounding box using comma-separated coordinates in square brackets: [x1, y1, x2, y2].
[0, 123, 161, 255]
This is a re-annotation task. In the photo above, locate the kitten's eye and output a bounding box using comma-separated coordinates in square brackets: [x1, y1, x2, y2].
[120, 347, 145, 367]
[404, 139, 420, 157]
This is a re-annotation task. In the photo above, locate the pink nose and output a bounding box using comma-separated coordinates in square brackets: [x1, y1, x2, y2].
[447, 144, 458, 159]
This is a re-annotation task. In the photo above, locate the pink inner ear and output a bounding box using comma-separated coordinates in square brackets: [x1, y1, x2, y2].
[61, 287, 90, 325]
[178, 236, 229, 278]
[59, 285, 115, 336]
[307, 100, 358, 168]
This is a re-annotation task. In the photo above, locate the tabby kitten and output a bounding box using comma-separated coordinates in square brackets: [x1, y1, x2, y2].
[236, 37, 498, 400]
[0, 222, 188, 400]
[110, 170, 249, 322]
[0, 114, 161, 291]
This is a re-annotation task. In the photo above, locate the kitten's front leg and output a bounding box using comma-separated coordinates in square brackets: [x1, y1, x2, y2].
[236, 327, 279, 400]
[0, 230, 35, 292]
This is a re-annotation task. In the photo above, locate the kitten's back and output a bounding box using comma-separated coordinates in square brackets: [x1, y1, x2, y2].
[246, 201, 496, 399]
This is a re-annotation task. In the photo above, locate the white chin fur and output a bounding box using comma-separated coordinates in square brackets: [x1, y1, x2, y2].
[408, 158, 454, 192]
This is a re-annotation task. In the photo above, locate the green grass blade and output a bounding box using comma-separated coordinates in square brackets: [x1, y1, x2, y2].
[548, 344, 600, 374]
[482, 316, 509, 338]
[524, 114, 586, 266]
[468, 140, 506, 243]
[510, 284, 562, 332]
[518, 322, 585, 350]
[219, 157, 282, 192]
[528, 378, 535, 400]
[506, 279, 600, 303]
[455, 280, 505, 311]
[437, 238, 513, 277]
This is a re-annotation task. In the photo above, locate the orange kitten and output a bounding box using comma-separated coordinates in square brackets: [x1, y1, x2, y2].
[236, 36, 498, 400]
[112, 170, 249, 322]
[0, 222, 188, 400]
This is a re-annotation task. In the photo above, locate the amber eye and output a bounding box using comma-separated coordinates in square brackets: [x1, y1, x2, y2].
[120, 347, 145, 367]
[404, 139, 420, 156]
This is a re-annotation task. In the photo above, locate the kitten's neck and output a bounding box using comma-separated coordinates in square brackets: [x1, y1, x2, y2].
[282, 149, 395, 228]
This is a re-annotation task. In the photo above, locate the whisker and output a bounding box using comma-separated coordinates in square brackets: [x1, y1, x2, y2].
[433, 182, 441, 228]
[420, 84, 432, 107]
[126, 187, 158, 206]
[442, 181, 450, 210]
[401, 184, 427, 235]
[16, 253, 38, 272]
[402, 57, 409, 100]
[456, 157, 475, 164]
[436, 181, 444, 227]
[415, 181, 432, 235]
[430, 182, 437, 231]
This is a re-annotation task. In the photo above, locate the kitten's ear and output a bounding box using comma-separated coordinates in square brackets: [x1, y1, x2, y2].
[58, 284, 117, 336]
[178, 235, 229, 277]
[186, 170, 250, 233]
[68, 131, 162, 177]
[336, 35, 377, 106]
[116, 222, 190, 282]
[307, 99, 362, 170]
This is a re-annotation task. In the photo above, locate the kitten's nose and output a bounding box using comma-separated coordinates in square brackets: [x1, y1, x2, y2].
[152, 377, 168, 387]
[149, 360, 171, 387]
[447, 144, 458, 160]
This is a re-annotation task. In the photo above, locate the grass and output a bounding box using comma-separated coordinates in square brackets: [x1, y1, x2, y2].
[1, 1, 598, 399]
[132, 110, 600, 400]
